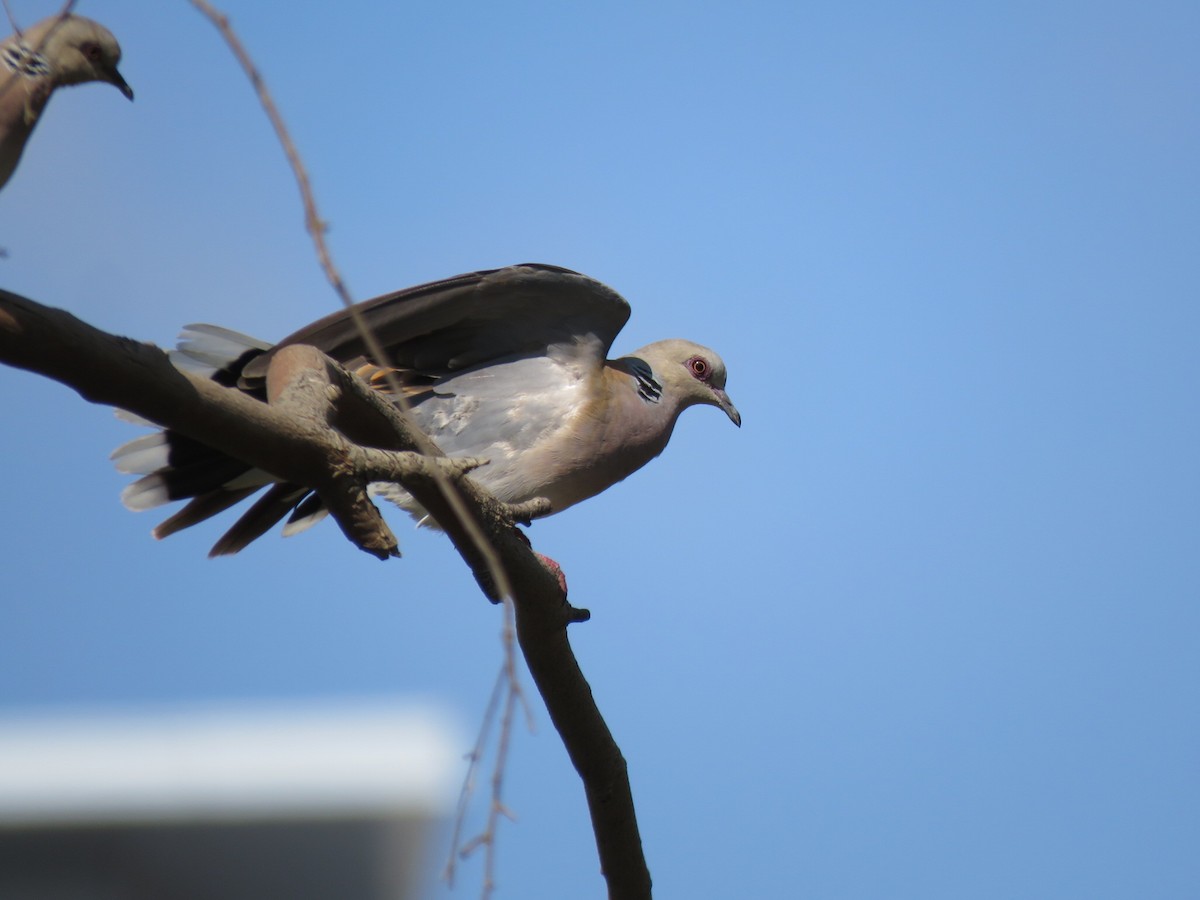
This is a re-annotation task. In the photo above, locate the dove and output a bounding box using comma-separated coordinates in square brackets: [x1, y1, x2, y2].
[0, 14, 132, 189]
[114, 264, 740, 555]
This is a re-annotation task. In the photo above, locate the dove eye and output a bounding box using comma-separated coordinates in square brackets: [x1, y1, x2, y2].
[81, 42, 102, 61]
[687, 356, 709, 380]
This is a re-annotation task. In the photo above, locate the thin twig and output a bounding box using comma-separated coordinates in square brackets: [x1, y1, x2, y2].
[182, 6, 529, 894]
[183, 0, 519, 589]
[485, 633, 523, 899]
[444, 597, 535, 898]
[184, 0, 515, 604]
[483, 603, 531, 900]
[1, 0, 20, 34]
[444, 665, 507, 888]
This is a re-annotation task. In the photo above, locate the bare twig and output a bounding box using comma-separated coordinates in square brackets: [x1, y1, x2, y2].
[183, 1, 344, 304]
[179, 9, 530, 887]
[2, 0, 79, 37]
[444, 666, 506, 888]
[446, 605, 537, 900]
[183, 0, 514, 603]
[484, 627, 525, 896]
[1, 0, 20, 33]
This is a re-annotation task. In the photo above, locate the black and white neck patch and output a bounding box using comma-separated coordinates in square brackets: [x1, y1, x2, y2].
[2, 42, 51, 79]
[626, 358, 663, 404]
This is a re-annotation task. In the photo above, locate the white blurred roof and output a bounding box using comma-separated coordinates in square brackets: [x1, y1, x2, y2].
[0, 699, 462, 825]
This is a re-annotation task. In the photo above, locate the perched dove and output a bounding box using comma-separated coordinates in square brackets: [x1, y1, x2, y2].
[114, 264, 741, 556]
[0, 14, 132, 190]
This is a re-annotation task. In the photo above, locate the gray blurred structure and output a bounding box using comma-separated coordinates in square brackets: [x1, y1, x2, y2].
[0, 701, 460, 900]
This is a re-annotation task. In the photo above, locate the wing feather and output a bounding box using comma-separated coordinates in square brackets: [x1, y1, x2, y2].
[239, 264, 630, 385]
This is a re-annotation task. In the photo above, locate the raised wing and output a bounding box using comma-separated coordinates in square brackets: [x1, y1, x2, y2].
[116, 263, 632, 555]
[239, 263, 631, 385]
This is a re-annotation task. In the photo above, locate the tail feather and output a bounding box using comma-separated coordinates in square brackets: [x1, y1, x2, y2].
[120, 456, 258, 511]
[113, 323, 296, 552]
[114, 408, 157, 428]
[171, 324, 272, 381]
[111, 433, 170, 475]
[282, 493, 331, 537]
[114, 322, 408, 553]
[209, 484, 309, 557]
[153, 486, 265, 540]
[121, 474, 172, 512]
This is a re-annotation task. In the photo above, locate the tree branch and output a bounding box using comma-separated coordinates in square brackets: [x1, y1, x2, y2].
[0, 287, 652, 899]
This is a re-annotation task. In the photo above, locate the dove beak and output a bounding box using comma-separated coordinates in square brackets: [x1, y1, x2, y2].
[104, 66, 134, 101]
[713, 388, 741, 428]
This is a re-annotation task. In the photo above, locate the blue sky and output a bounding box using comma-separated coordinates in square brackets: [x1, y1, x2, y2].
[2, 1, 1199, 897]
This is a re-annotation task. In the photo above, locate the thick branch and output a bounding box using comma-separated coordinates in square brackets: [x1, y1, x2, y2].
[0, 289, 652, 898]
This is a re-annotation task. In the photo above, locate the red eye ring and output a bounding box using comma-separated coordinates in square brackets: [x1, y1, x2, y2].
[687, 356, 709, 380]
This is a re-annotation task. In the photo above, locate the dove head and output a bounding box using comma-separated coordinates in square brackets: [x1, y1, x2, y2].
[630, 339, 741, 428]
[18, 15, 133, 99]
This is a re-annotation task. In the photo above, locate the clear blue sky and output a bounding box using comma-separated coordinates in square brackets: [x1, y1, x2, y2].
[3, 1, 1198, 897]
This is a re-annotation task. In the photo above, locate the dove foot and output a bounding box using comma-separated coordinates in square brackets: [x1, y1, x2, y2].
[534, 552, 569, 597]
